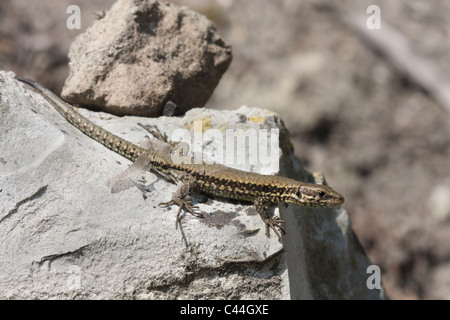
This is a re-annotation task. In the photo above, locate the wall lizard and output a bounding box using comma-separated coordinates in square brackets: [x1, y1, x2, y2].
[16, 76, 345, 240]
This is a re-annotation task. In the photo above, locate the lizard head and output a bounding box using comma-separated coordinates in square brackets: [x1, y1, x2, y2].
[284, 183, 345, 208]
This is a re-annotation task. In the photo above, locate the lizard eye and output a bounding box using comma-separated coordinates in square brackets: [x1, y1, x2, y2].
[318, 191, 325, 198]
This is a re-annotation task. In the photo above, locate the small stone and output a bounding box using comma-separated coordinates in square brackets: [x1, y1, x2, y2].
[428, 184, 450, 222]
[62, 0, 232, 117]
[162, 101, 182, 117]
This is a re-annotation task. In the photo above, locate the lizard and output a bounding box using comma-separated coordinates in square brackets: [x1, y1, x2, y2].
[15, 76, 345, 240]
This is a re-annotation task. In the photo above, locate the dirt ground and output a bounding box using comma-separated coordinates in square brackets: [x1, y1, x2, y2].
[1, 0, 449, 299]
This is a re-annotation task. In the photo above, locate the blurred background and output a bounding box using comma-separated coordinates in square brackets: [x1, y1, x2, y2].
[1, 0, 449, 299]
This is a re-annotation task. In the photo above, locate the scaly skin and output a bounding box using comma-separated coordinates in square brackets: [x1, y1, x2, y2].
[16, 76, 345, 239]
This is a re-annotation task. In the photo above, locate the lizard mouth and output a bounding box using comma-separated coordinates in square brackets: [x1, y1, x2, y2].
[332, 194, 345, 206]
[303, 193, 345, 208]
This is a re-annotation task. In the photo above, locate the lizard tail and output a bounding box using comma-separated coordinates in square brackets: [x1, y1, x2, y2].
[15, 76, 144, 162]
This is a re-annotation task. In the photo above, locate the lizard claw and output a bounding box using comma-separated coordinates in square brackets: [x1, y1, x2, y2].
[159, 198, 203, 229]
[264, 216, 285, 241]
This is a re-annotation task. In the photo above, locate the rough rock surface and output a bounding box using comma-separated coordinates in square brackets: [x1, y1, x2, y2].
[61, 0, 232, 117]
[0, 71, 385, 299]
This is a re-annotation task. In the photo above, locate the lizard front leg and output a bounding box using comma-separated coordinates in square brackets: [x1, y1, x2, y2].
[254, 197, 285, 240]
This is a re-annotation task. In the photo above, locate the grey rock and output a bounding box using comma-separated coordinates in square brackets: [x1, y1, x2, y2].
[61, 0, 232, 117]
[0, 71, 385, 299]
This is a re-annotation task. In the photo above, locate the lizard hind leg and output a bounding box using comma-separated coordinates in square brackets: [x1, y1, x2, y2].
[158, 171, 203, 229]
[138, 123, 190, 159]
[138, 123, 169, 143]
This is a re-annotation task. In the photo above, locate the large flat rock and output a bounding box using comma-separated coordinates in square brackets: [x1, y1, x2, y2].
[0, 71, 384, 299]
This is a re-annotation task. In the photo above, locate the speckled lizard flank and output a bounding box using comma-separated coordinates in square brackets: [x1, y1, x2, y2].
[16, 76, 345, 240]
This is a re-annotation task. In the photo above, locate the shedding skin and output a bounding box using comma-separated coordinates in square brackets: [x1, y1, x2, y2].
[16, 76, 345, 240]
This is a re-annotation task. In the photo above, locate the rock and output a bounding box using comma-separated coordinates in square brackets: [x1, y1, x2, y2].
[428, 262, 450, 299]
[427, 184, 450, 222]
[61, 0, 232, 117]
[0, 71, 385, 299]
